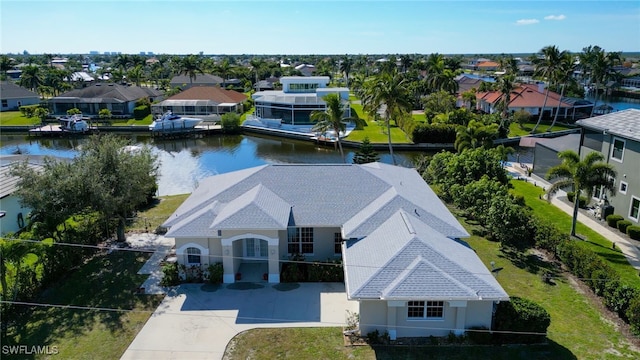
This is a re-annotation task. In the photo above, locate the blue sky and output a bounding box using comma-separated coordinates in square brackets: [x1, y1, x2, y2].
[1, 1, 639, 55]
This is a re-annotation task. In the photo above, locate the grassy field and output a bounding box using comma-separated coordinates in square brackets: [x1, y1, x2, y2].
[510, 180, 640, 287]
[2, 251, 164, 359]
[344, 103, 412, 144]
[0, 111, 40, 126]
[509, 121, 573, 137]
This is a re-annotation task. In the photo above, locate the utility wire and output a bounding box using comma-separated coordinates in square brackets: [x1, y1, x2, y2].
[0, 237, 629, 282]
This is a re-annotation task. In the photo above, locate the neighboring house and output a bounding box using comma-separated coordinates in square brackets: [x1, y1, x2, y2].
[169, 74, 224, 90]
[250, 76, 349, 126]
[476, 83, 592, 121]
[162, 163, 509, 338]
[48, 83, 162, 117]
[530, 133, 581, 179]
[576, 109, 640, 224]
[151, 86, 247, 118]
[294, 64, 316, 77]
[0, 81, 40, 111]
[0, 155, 46, 235]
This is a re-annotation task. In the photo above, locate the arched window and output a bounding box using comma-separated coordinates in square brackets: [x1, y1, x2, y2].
[186, 247, 201, 264]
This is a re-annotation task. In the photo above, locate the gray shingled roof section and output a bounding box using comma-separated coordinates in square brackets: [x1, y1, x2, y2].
[359, 163, 469, 236]
[344, 210, 508, 300]
[165, 201, 222, 237]
[210, 184, 291, 230]
[577, 109, 640, 142]
[53, 83, 162, 103]
[162, 166, 267, 227]
[0, 81, 39, 99]
[0, 157, 48, 199]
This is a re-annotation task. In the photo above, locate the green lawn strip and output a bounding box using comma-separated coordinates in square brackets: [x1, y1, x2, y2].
[510, 180, 640, 287]
[509, 121, 572, 137]
[0, 111, 40, 126]
[128, 194, 190, 232]
[4, 251, 163, 359]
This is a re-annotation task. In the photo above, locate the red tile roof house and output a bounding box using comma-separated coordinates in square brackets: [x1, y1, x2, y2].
[476, 83, 593, 122]
[151, 86, 248, 121]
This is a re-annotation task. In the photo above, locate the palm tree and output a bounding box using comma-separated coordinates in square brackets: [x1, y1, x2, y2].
[310, 93, 350, 162]
[531, 45, 562, 133]
[461, 89, 477, 109]
[180, 55, 204, 84]
[547, 52, 576, 130]
[361, 70, 412, 164]
[546, 150, 616, 237]
[216, 58, 234, 83]
[498, 55, 518, 76]
[496, 74, 515, 122]
[18, 65, 43, 93]
[454, 119, 499, 153]
[339, 56, 353, 87]
[0, 55, 16, 79]
[115, 54, 131, 72]
[127, 65, 145, 87]
[589, 49, 621, 117]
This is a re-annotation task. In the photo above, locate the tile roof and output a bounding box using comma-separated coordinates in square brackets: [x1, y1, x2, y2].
[166, 86, 247, 104]
[576, 109, 640, 143]
[343, 210, 508, 300]
[170, 74, 223, 86]
[0, 81, 39, 99]
[477, 83, 574, 109]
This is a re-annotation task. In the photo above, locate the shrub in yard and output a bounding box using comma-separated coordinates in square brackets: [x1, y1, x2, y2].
[207, 262, 223, 284]
[566, 191, 588, 208]
[411, 123, 457, 143]
[493, 296, 550, 344]
[606, 214, 624, 228]
[626, 296, 640, 335]
[221, 112, 242, 134]
[133, 105, 150, 120]
[617, 220, 632, 234]
[627, 225, 640, 240]
[161, 262, 179, 286]
[603, 283, 639, 321]
[531, 216, 568, 254]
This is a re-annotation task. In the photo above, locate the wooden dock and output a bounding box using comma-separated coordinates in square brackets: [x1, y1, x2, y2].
[28, 124, 98, 137]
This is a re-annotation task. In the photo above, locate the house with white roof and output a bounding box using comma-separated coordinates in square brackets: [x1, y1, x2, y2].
[576, 109, 640, 224]
[162, 162, 509, 338]
[245, 76, 351, 135]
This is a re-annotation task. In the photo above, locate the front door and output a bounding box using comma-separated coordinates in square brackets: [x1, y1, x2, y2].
[245, 238, 268, 258]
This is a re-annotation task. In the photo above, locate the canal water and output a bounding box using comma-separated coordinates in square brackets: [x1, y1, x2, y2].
[0, 133, 427, 196]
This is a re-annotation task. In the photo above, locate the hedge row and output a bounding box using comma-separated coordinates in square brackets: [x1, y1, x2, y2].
[492, 297, 551, 344]
[605, 215, 640, 239]
[531, 216, 640, 333]
[411, 123, 456, 143]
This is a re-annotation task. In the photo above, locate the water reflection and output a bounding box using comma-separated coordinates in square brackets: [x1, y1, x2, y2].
[1, 133, 426, 196]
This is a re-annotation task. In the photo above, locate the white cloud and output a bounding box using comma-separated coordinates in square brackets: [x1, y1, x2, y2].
[544, 14, 566, 21]
[516, 19, 540, 25]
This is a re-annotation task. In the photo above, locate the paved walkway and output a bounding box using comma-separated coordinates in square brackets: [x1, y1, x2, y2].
[125, 233, 174, 295]
[506, 165, 640, 272]
[121, 282, 357, 360]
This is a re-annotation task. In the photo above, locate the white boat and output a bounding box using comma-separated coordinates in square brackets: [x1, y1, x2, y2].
[149, 111, 203, 132]
[58, 114, 89, 133]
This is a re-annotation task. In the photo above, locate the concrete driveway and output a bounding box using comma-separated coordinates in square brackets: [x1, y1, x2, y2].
[121, 282, 357, 360]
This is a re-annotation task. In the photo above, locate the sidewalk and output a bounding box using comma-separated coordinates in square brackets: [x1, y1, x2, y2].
[506, 164, 640, 273]
[125, 233, 175, 295]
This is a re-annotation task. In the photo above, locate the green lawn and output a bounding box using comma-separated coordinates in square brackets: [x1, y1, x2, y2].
[509, 121, 573, 137]
[510, 180, 640, 287]
[345, 103, 412, 144]
[0, 111, 40, 126]
[2, 251, 164, 359]
[128, 194, 190, 232]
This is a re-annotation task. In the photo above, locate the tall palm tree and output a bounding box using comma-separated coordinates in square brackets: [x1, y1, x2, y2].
[310, 93, 350, 162]
[547, 52, 576, 130]
[531, 45, 562, 133]
[496, 74, 515, 130]
[361, 70, 412, 164]
[339, 56, 353, 87]
[180, 55, 204, 84]
[498, 55, 518, 76]
[127, 65, 145, 87]
[589, 49, 621, 117]
[115, 54, 131, 72]
[216, 58, 234, 83]
[0, 55, 16, 79]
[546, 150, 616, 237]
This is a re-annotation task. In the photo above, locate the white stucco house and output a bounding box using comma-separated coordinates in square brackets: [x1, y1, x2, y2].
[162, 162, 509, 338]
